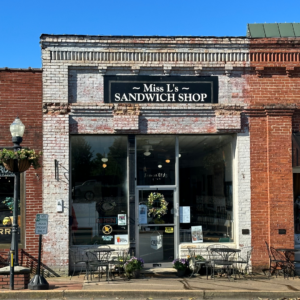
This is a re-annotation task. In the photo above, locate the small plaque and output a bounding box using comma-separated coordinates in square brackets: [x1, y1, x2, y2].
[242, 229, 250, 235]
[278, 229, 286, 234]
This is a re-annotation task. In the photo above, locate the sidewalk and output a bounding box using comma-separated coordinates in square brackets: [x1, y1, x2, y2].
[1, 271, 300, 300]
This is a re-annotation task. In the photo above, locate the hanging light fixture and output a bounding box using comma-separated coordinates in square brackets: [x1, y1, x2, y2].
[102, 163, 107, 168]
[165, 159, 170, 163]
[143, 145, 152, 156]
[101, 152, 108, 163]
[158, 164, 162, 168]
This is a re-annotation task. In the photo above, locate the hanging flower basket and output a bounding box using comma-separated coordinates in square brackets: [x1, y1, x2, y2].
[0, 148, 42, 173]
[3, 159, 31, 173]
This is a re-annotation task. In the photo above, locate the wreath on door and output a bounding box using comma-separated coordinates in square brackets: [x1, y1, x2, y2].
[147, 192, 169, 222]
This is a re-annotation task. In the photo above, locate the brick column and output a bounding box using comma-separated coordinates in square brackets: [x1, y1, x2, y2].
[249, 107, 294, 271]
[266, 109, 294, 249]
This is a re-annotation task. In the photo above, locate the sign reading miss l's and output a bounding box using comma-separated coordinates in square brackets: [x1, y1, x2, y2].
[104, 76, 218, 104]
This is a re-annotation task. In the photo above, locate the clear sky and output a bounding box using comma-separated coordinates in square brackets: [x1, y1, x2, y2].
[1, 0, 299, 68]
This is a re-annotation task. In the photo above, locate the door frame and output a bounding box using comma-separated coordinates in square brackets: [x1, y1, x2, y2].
[135, 186, 179, 262]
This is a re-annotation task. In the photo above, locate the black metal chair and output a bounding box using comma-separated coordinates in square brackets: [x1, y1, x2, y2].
[234, 247, 253, 279]
[86, 250, 112, 282]
[113, 249, 130, 278]
[264, 241, 289, 279]
[69, 248, 89, 280]
[206, 244, 230, 280]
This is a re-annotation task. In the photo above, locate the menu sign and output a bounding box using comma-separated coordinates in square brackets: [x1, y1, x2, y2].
[104, 76, 218, 104]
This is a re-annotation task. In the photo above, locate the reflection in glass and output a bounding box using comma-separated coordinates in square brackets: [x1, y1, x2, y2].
[71, 136, 128, 246]
[179, 135, 233, 243]
[139, 227, 174, 263]
[136, 136, 175, 186]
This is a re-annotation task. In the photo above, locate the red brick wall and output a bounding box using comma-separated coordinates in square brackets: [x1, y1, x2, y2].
[249, 39, 300, 270]
[0, 70, 43, 265]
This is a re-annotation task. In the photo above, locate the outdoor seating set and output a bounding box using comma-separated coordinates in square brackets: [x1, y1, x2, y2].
[69, 247, 133, 282]
[187, 244, 253, 281]
[264, 241, 300, 279]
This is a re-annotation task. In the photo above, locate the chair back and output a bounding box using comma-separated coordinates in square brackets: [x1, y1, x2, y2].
[70, 248, 87, 263]
[207, 244, 228, 261]
[86, 251, 99, 264]
[270, 247, 287, 263]
[265, 241, 273, 261]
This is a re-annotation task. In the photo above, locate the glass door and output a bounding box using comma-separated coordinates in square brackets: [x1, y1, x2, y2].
[136, 189, 176, 266]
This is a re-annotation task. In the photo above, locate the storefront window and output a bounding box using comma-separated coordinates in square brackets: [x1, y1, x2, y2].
[136, 135, 176, 186]
[179, 135, 233, 243]
[0, 164, 21, 247]
[70, 136, 128, 246]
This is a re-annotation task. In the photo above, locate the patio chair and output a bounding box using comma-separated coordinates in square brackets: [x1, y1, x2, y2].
[113, 249, 130, 278]
[234, 247, 253, 279]
[86, 250, 112, 282]
[69, 248, 89, 280]
[207, 244, 230, 280]
[264, 241, 289, 279]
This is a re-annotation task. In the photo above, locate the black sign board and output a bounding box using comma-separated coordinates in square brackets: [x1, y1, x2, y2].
[104, 76, 218, 104]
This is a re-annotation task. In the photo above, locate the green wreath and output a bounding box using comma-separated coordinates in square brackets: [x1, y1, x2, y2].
[147, 192, 169, 220]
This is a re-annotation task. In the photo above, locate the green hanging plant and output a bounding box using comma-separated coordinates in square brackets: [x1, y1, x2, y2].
[0, 148, 42, 169]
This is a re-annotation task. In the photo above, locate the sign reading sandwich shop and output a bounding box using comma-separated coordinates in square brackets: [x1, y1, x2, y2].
[104, 76, 218, 104]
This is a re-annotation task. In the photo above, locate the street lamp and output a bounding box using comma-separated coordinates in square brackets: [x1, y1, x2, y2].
[10, 117, 25, 268]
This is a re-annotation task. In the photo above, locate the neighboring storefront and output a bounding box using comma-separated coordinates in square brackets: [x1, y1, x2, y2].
[0, 68, 43, 263]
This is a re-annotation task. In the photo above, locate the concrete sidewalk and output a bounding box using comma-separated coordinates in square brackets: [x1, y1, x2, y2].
[1, 271, 300, 300]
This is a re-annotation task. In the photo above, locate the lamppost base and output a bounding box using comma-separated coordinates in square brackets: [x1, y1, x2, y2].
[28, 275, 49, 290]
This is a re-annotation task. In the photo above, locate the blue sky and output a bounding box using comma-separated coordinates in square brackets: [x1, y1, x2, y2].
[1, 0, 299, 68]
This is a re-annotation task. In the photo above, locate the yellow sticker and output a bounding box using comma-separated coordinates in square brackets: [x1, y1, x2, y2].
[165, 227, 173, 233]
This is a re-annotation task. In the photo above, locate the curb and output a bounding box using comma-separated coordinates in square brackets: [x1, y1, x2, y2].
[0, 290, 300, 299]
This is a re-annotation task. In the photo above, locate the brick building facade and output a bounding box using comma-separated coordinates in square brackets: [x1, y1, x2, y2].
[0, 69, 43, 269]
[37, 33, 300, 275]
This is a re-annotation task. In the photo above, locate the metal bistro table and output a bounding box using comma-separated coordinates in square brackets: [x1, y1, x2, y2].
[210, 248, 241, 280]
[276, 248, 300, 278]
[86, 248, 116, 281]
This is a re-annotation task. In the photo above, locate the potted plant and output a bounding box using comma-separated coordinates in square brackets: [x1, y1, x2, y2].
[172, 258, 188, 277]
[147, 192, 168, 224]
[124, 257, 144, 279]
[0, 148, 42, 173]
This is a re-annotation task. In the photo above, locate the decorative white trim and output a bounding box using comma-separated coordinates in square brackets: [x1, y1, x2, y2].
[50, 51, 250, 63]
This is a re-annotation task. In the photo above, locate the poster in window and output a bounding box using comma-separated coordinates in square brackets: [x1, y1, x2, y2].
[114, 234, 129, 245]
[179, 206, 190, 223]
[191, 226, 203, 243]
[139, 204, 147, 224]
[118, 214, 126, 226]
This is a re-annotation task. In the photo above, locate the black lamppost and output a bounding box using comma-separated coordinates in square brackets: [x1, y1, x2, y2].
[10, 117, 25, 283]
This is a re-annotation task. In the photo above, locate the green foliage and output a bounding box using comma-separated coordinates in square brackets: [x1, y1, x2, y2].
[147, 192, 168, 219]
[124, 257, 144, 276]
[172, 258, 188, 270]
[1, 197, 19, 211]
[0, 148, 42, 169]
[195, 255, 205, 261]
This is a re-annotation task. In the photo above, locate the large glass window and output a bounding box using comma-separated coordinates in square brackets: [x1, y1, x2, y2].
[0, 164, 21, 247]
[71, 136, 128, 246]
[178, 135, 233, 243]
[136, 135, 175, 186]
